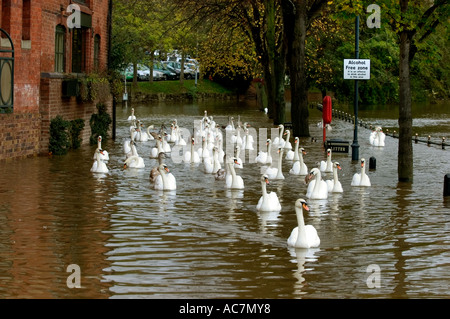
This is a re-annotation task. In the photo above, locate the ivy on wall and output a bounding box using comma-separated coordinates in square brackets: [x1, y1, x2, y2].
[89, 103, 112, 145]
[49, 115, 85, 155]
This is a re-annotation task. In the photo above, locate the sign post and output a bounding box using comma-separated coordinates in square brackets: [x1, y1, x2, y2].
[343, 16, 372, 161]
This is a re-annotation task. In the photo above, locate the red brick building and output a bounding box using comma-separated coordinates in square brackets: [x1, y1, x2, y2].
[0, 0, 113, 161]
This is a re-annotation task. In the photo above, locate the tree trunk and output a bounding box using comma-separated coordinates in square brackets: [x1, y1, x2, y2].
[398, 31, 414, 183]
[284, 1, 310, 137]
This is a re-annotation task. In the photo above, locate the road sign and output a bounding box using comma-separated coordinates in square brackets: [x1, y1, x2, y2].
[343, 59, 370, 80]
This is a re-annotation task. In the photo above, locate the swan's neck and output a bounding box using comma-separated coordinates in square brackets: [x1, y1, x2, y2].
[299, 150, 304, 164]
[295, 206, 308, 247]
[279, 126, 284, 139]
[267, 142, 272, 154]
[261, 180, 268, 197]
[277, 150, 283, 170]
[361, 164, 366, 177]
[159, 168, 168, 187]
[333, 166, 339, 183]
[313, 171, 322, 193]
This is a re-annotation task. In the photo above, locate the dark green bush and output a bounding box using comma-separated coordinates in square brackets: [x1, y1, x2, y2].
[49, 115, 71, 155]
[89, 103, 112, 145]
[69, 119, 85, 149]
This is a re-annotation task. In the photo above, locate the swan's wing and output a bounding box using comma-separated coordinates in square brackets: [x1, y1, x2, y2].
[287, 227, 299, 247]
[305, 225, 320, 248]
[351, 173, 361, 186]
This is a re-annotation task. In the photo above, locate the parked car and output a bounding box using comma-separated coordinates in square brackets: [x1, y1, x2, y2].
[121, 65, 134, 81]
[136, 64, 165, 81]
[154, 61, 177, 80]
[162, 62, 180, 80]
[163, 61, 194, 80]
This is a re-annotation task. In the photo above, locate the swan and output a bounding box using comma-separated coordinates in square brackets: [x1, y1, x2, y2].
[226, 158, 244, 189]
[369, 126, 386, 147]
[287, 198, 320, 248]
[305, 168, 328, 200]
[136, 123, 154, 142]
[243, 128, 254, 151]
[263, 147, 284, 180]
[225, 116, 235, 131]
[204, 147, 221, 174]
[127, 108, 136, 121]
[91, 149, 109, 173]
[351, 158, 371, 187]
[320, 148, 333, 173]
[255, 139, 273, 165]
[124, 142, 145, 168]
[183, 137, 201, 163]
[161, 132, 171, 153]
[283, 130, 292, 151]
[285, 135, 297, 161]
[93, 136, 109, 161]
[234, 145, 243, 169]
[197, 136, 211, 161]
[123, 128, 137, 157]
[154, 164, 177, 191]
[289, 146, 308, 176]
[326, 162, 343, 193]
[272, 124, 285, 148]
[150, 136, 165, 159]
[256, 175, 282, 212]
[149, 152, 166, 183]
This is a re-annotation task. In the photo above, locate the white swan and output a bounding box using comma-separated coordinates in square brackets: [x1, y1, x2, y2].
[243, 128, 254, 151]
[123, 128, 136, 157]
[93, 136, 109, 161]
[273, 124, 285, 148]
[320, 148, 333, 173]
[305, 168, 328, 200]
[183, 137, 201, 163]
[226, 158, 244, 189]
[124, 142, 145, 168]
[326, 162, 343, 193]
[225, 116, 235, 131]
[154, 164, 177, 191]
[256, 175, 281, 212]
[289, 146, 308, 176]
[234, 145, 243, 169]
[127, 108, 136, 121]
[91, 149, 109, 173]
[287, 199, 320, 248]
[283, 129, 292, 151]
[161, 132, 171, 153]
[204, 147, 221, 174]
[263, 147, 284, 180]
[255, 139, 273, 164]
[150, 136, 165, 159]
[369, 126, 386, 147]
[351, 158, 371, 187]
[197, 136, 210, 161]
[285, 136, 296, 161]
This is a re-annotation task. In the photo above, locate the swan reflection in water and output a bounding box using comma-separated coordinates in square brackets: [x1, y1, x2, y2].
[288, 247, 320, 296]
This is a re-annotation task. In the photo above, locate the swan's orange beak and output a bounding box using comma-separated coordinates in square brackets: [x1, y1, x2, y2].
[302, 203, 310, 211]
[165, 167, 170, 173]
[361, 162, 364, 167]
[265, 178, 269, 184]
[123, 163, 128, 169]
[302, 150, 307, 155]
[337, 164, 342, 170]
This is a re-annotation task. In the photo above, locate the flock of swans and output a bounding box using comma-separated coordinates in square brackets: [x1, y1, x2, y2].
[90, 108, 386, 249]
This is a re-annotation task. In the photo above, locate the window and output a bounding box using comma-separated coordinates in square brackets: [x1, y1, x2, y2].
[94, 34, 100, 71]
[72, 28, 83, 73]
[22, 0, 31, 41]
[55, 25, 65, 72]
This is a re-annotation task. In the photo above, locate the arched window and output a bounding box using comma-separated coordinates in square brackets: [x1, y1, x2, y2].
[94, 34, 100, 71]
[55, 25, 65, 72]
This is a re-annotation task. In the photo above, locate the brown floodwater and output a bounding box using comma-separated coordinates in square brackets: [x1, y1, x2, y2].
[0, 99, 449, 299]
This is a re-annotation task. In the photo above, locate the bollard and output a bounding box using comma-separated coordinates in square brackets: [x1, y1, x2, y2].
[444, 174, 450, 197]
[369, 156, 376, 170]
[415, 133, 418, 144]
[442, 137, 446, 150]
[427, 135, 431, 146]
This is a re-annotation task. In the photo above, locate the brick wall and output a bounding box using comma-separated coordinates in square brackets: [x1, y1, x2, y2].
[0, 112, 41, 160]
[39, 74, 112, 155]
[0, 0, 112, 161]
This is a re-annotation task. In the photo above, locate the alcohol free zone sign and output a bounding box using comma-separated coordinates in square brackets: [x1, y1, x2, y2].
[343, 59, 371, 80]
